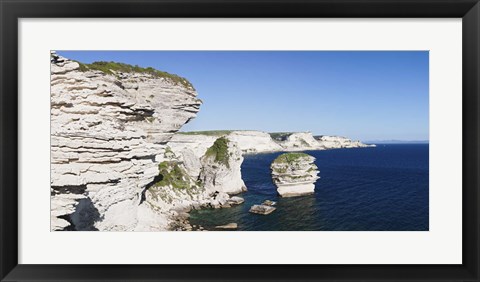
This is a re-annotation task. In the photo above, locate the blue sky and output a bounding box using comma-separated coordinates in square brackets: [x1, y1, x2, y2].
[57, 51, 429, 141]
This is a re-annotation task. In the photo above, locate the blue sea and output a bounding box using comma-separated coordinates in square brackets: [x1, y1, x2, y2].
[189, 144, 429, 231]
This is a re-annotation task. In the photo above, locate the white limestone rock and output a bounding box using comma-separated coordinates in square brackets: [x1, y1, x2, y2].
[50, 52, 202, 231]
[167, 134, 218, 178]
[277, 132, 325, 151]
[228, 196, 245, 205]
[270, 153, 320, 197]
[227, 131, 283, 154]
[249, 204, 276, 215]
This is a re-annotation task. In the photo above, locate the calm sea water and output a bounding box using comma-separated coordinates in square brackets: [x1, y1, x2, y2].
[189, 144, 429, 231]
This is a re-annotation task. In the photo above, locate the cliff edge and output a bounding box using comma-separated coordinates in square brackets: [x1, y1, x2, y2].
[50, 52, 201, 231]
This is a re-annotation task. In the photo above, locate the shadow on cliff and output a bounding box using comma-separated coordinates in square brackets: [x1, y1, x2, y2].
[60, 197, 101, 231]
[139, 174, 164, 205]
[52, 185, 102, 231]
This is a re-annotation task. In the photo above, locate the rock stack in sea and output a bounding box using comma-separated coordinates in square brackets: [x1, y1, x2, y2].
[198, 137, 247, 195]
[270, 153, 320, 197]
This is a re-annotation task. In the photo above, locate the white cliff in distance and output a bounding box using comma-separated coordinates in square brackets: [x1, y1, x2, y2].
[315, 135, 372, 149]
[228, 131, 283, 153]
[168, 131, 375, 156]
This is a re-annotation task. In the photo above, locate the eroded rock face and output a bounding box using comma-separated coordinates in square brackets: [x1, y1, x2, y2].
[50, 52, 201, 231]
[270, 153, 320, 197]
[167, 134, 218, 178]
[140, 150, 214, 231]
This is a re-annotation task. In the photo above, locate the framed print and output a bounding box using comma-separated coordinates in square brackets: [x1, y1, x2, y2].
[1, 0, 479, 281]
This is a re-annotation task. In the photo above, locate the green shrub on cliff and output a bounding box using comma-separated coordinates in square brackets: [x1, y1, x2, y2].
[147, 160, 204, 204]
[271, 153, 315, 175]
[75, 60, 193, 89]
[273, 152, 310, 164]
[154, 161, 191, 189]
[204, 137, 230, 168]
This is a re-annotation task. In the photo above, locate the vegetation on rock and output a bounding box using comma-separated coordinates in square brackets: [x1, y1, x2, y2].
[146, 160, 205, 205]
[273, 152, 310, 164]
[74, 60, 194, 89]
[204, 137, 230, 167]
[154, 161, 192, 190]
[271, 153, 319, 187]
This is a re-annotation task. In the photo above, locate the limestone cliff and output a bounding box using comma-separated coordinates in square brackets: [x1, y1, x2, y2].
[50, 52, 202, 231]
[270, 153, 320, 197]
[276, 132, 325, 151]
[315, 135, 374, 149]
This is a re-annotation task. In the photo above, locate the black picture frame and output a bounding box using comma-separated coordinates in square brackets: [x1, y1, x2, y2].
[1, 0, 479, 281]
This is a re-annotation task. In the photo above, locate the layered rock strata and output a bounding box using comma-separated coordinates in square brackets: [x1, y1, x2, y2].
[50, 52, 203, 231]
[270, 153, 320, 197]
